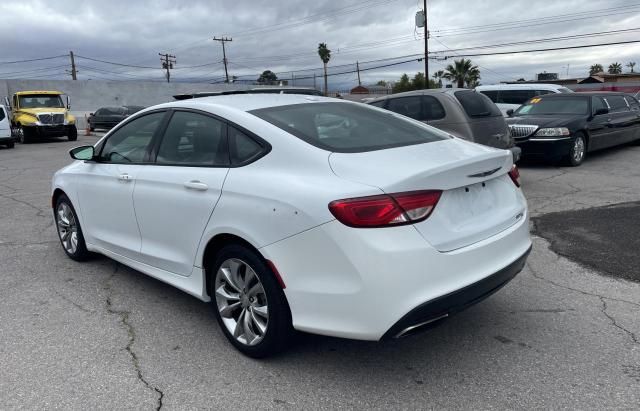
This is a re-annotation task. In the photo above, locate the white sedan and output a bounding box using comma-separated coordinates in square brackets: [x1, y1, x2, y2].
[52, 94, 531, 357]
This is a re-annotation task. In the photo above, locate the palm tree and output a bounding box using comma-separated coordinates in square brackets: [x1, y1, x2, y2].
[627, 62, 636, 73]
[443, 58, 480, 88]
[318, 43, 331, 96]
[589, 64, 603, 76]
[432, 70, 445, 87]
[608, 62, 623, 74]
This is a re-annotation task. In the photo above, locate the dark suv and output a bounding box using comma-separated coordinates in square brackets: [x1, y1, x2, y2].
[368, 89, 519, 160]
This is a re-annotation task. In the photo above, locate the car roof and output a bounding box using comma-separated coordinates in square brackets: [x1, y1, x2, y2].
[475, 83, 567, 91]
[15, 90, 64, 96]
[534, 91, 624, 97]
[160, 93, 340, 112]
[367, 88, 467, 103]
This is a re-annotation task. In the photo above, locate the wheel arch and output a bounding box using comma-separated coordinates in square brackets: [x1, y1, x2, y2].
[52, 188, 67, 209]
[202, 233, 265, 297]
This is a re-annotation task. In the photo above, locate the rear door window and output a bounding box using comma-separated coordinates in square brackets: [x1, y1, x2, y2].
[479, 90, 498, 102]
[605, 95, 629, 112]
[229, 126, 266, 165]
[368, 100, 386, 108]
[0, 106, 5, 121]
[455, 90, 502, 117]
[624, 96, 639, 111]
[386, 96, 423, 120]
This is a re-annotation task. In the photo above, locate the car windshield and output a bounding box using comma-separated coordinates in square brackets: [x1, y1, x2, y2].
[251, 102, 448, 153]
[18, 94, 64, 109]
[515, 97, 589, 115]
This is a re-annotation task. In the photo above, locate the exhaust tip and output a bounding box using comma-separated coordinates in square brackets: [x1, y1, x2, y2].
[393, 313, 449, 339]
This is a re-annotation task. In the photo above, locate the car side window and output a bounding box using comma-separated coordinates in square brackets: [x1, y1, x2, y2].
[0, 107, 5, 121]
[386, 96, 423, 120]
[156, 111, 229, 166]
[368, 100, 386, 108]
[536, 90, 553, 96]
[421, 95, 446, 120]
[592, 97, 608, 114]
[479, 90, 498, 102]
[99, 112, 165, 163]
[229, 126, 265, 165]
[498, 90, 536, 105]
[605, 96, 629, 112]
[625, 96, 640, 111]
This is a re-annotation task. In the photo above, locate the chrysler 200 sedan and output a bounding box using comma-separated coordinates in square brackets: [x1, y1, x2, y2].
[52, 94, 531, 357]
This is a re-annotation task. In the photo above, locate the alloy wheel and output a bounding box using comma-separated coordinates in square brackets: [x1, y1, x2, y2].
[56, 202, 79, 254]
[573, 136, 585, 163]
[214, 258, 269, 346]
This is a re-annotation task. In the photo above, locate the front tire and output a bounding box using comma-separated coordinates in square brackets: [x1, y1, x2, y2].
[15, 126, 31, 144]
[210, 244, 293, 358]
[55, 195, 90, 261]
[564, 133, 586, 166]
[68, 125, 78, 141]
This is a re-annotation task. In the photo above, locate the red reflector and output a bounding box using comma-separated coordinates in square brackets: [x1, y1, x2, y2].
[508, 165, 521, 187]
[266, 260, 286, 289]
[329, 190, 441, 228]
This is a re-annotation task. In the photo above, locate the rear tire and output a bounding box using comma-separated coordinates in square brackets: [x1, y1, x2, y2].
[563, 133, 586, 166]
[68, 125, 78, 141]
[54, 194, 90, 261]
[210, 244, 293, 358]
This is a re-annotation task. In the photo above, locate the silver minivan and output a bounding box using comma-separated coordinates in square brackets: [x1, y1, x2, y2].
[368, 89, 519, 160]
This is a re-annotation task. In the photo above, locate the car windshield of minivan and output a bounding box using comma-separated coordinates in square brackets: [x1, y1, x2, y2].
[515, 97, 589, 115]
[251, 102, 448, 152]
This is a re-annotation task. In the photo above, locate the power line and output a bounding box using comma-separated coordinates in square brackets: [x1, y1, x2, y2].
[440, 39, 640, 59]
[0, 55, 68, 65]
[75, 55, 159, 69]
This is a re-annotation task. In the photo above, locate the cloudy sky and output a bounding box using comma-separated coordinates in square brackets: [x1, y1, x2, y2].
[1, 0, 640, 89]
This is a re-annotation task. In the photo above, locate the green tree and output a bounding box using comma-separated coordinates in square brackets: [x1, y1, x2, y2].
[589, 64, 603, 75]
[432, 70, 445, 87]
[257, 70, 278, 84]
[443, 58, 481, 88]
[318, 43, 331, 96]
[376, 80, 387, 87]
[412, 72, 426, 89]
[608, 62, 623, 74]
[627, 62, 636, 73]
[393, 74, 411, 93]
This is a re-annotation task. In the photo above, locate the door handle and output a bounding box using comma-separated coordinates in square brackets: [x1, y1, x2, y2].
[184, 180, 209, 191]
[118, 173, 133, 182]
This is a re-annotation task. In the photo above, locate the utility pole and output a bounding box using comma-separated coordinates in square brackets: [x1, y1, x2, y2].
[213, 37, 233, 83]
[356, 61, 361, 86]
[423, 0, 429, 89]
[159, 53, 176, 83]
[69, 51, 77, 80]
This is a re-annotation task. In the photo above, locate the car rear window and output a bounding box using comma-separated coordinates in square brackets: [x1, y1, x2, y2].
[454, 90, 502, 117]
[250, 102, 448, 153]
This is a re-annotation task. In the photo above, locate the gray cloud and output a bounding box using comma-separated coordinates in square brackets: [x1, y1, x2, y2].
[1, 0, 639, 88]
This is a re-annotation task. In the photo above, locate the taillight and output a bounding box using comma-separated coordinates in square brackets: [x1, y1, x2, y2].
[508, 164, 521, 187]
[329, 190, 442, 228]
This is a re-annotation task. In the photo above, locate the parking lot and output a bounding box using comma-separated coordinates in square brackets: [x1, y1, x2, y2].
[0, 136, 639, 409]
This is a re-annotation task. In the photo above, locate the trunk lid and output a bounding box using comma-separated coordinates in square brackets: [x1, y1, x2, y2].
[329, 139, 526, 251]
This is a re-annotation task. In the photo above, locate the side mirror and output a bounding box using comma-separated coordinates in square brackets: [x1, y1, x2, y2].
[69, 146, 95, 161]
[89, 112, 94, 116]
[3, 96, 10, 110]
[506, 109, 514, 117]
[594, 107, 609, 116]
[66, 95, 71, 110]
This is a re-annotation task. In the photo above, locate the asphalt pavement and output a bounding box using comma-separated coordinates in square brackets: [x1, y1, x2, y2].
[0, 136, 639, 409]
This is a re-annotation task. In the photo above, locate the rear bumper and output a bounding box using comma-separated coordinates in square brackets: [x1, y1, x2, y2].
[260, 204, 531, 341]
[517, 136, 573, 160]
[381, 245, 530, 339]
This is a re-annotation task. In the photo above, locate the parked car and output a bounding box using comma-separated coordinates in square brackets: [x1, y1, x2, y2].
[476, 84, 573, 116]
[506, 92, 640, 166]
[367, 89, 520, 161]
[53, 94, 531, 357]
[88, 106, 145, 131]
[0, 104, 14, 148]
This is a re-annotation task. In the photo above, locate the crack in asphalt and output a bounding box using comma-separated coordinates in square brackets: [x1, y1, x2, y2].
[54, 290, 94, 313]
[599, 297, 639, 345]
[527, 261, 640, 346]
[105, 265, 164, 410]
